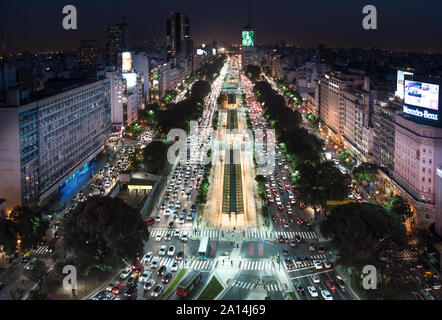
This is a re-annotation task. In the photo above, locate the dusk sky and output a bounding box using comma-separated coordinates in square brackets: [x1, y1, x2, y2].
[2, 0, 442, 54]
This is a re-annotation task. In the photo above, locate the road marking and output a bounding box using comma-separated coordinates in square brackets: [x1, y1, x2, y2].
[289, 269, 334, 280]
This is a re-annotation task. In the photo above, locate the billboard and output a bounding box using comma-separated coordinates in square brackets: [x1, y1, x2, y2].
[242, 30, 254, 47]
[123, 72, 137, 90]
[122, 52, 132, 72]
[404, 80, 439, 111]
[395, 70, 413, 99]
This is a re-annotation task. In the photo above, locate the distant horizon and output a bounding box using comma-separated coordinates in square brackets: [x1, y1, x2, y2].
[2, 0, 442, 55]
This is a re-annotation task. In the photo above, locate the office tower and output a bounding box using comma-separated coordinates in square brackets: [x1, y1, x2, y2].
[77, 40, 99, 70]
[166, 12, 190, 58]
[0, 78, 111, 212]
[107, 23, 129, 66]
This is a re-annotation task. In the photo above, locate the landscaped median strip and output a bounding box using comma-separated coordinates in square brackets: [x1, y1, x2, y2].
[159, 269, 187, 300]
[197, 275, 224, 300]
[288, 292, 298, 300]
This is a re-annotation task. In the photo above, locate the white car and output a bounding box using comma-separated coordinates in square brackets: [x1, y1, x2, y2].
[164, 209, 171, 216]
[167, 245, 175, 256]
[174, 229, 181, 238]
[310, 274, 320, 283]
[181, 232, 188, 242]
[151, 257, 159, 269]
[151, 285, 164, 298]
[142, 252, 153, 264]
[139, 270, 152, 283]
[159, 245, 167, 256]
[321, 289, 333, 300]
[313, 260, 323, 270]
[120, 267, 132, 280]
[171, 261, 179, 272]
[323, 258, 332, 268]
[155, 233, 162, 242]
[144, 279, 155, 291]
[307, 286, 318, 297]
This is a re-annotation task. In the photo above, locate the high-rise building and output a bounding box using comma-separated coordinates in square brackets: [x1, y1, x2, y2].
[166, 12, 190, 58]
[106, 23, 129, 67]
[0, 78, 111, 212]
[77, 40, 99, 70]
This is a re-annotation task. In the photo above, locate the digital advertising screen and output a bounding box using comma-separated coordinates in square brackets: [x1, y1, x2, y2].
[122, 51, 132, 72]
[242, 30, 254, 47]
[395, 70, 413, 99]
[404, 80, 439, 111]
[123, 72, 137, 89]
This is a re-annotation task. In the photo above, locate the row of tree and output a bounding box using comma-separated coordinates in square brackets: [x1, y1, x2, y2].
[244, 64, 262, 83]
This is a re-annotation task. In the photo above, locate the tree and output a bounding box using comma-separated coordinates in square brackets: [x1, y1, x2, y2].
[296, 161, 350, 215]
[61, 196, 149, 267]
[142, 141, 170, 174]
[244, 65, 261, 82]
[9, 206, 48, 251]
[386, 196, 414, 223]
[25, 258, 48, 293]
[320, 202, 409, 299]
[191, 80, 211, 100]
[0, 219, 18, 256]
[352, 162, 378, 185]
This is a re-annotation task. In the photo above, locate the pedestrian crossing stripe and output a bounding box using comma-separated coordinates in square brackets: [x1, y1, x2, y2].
[265, 284, 281, 292]
[156, 257, 215, 270]
[232, 281, 281, 292]
[282, 254, 327, 270]
[31, 245, 64, 257]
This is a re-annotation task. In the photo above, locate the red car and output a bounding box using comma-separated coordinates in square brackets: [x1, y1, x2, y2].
[112, 283, 124, 295]
[290, 199, 297, 205]
[286, 207, 293, 215]
[296, 218, 304, 225]
[277, 204, 284, 211]
[325, 280, 336, 291]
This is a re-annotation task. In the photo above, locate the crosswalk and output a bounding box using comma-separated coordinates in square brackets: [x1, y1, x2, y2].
[149, 229, 318, 240]
[155, 257, 215, 270]
[399, 249, 418, 260]
[283, 254, 327, 271]
[232, 280, 281, 292]
[30, 245, 65, 260]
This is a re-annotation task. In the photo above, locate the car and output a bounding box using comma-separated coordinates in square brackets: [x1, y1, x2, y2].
[313, 260, 323, 270]
[294, 281, 305, 295]
[102, 292, 115, 300]
[174, 229, 181, 238]
[159, 245, 167, 256]
[285, 257, 294, 269]
[157, 265, 167, 276]
[171, 261, 179, 272]
[179, 216, 185, 224]
[165, 232, 172, 241]
[120, 267, 132, 280]
[151, 257, 160, 269]
[307, 286, 318, 297]
[420, 288, 435, 300]
[140, 270, 152, 283]
[144, 279, 155, 291]
[181, 232, 188, 242]
[91, 290, 107, 300]
[127, 272, 139, 284]
[321, 289, 333, 300]
[124, 283, 137, 297]
[168, 245, 176, 256]
[335, 277, 346, 290]
[323, 258, 331, 268]
[325, 280, 336, 291]
[310, 274, 320, 283]
[163, 272, 173, 284]
[106, 281, 119, 292]
[155, 215, 161, 222]
[141, 252, 153, 264]
[151, 285, 164, 298]
[25, 257, 38, 270]
[295, 234, 302, 243]
[282, 249, 289, 257]
[176, 251, 184, 261]
[168, 221, 175, 229]
[112, 283, 125, 295]
[290, 239, 296, 248]
[155, 233, 162, 242]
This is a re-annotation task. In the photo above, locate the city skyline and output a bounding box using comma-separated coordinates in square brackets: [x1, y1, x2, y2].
[2, 0, 442, 55]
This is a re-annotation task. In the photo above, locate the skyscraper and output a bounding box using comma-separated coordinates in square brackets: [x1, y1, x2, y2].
[166, 12, 190, 58]
[106, 23, 129, 66]
[76, 40, 99, 70]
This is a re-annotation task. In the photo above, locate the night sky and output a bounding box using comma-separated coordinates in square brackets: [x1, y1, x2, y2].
[2, 0, 442, 54]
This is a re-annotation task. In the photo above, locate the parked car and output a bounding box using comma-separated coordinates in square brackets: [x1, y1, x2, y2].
[120, 267, 132, 280]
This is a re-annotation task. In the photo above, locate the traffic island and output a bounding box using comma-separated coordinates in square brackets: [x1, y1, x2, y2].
[197, 275, 224, 300]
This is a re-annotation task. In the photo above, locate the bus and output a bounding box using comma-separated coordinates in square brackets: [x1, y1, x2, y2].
[176, 270, 202, 297]
[197, 236, 210, 260]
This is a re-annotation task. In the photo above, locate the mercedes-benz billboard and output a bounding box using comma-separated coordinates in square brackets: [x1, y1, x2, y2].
[403, 80, 440, 124]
